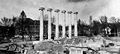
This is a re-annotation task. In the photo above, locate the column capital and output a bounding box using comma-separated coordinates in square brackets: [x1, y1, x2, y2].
[55, 9, 60, 13]
[73, 12, 78, 14]
[47, 8, 53, 12]
[67, 11, 72, 14]
[61, 10, 66, 13]
[39, 7, 45, 11]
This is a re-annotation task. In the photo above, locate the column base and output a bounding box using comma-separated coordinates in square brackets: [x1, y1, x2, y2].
[47, 39, 53, 41]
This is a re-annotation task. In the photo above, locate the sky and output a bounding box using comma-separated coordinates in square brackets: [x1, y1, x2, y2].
[0, 0, 120, 24]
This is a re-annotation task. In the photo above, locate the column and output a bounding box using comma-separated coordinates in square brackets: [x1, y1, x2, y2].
[61, 10, 66, 38]
[39, 7, 45, 41]
[47, 8, 53, 40]
[77, 49, 83, 54]
[54, 9, 60, 39]
[72, 12, 74, 37]
[24, 50, 27, 54]
[81, 50, 83, 54]
[68, 11, 72, 39]
[74, 12, 78, 36]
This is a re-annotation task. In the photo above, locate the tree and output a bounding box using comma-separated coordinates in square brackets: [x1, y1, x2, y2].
[0, 17, 15, 39]
[109, 17, 116, 23]
[108, 17, 118, 36]
[14, 10, 33, 40]
[100, 16, 108, 36]
[92, 20, 101, 35]
[19, 10, 27, 18]
[77, 19, 90, 36]
[14, 18, 33, 40]
[0, 17, 13, 26]
[100, 16, 108, 24]
[117, 19, 120, 23]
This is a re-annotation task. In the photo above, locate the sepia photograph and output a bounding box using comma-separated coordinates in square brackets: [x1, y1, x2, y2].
[0, 0, 120, 54]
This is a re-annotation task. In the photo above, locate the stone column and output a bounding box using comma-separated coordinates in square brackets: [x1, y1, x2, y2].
[74, 12, 78, 36]
[47, 8, 53, 40]
[24, 50, 27, 54]
[54, 9, 60, 39]
[39, 7, 45, 41]
[68, 11, 72, 39]
[61, 10, 66, 38]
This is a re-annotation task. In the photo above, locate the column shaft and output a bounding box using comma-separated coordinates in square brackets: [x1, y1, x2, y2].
[74, 14, 78, 36]
[69, 14, 72, 38]
[62, 13, 66, 38]
[48, 12, 52, 40]
[40, 11, 44, 41]
[55, 12, 59, 39]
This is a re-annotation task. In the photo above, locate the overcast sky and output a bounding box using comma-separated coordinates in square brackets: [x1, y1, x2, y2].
[0, 0, 120, 24]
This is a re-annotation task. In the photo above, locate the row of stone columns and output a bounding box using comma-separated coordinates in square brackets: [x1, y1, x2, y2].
[39, 7, 78, 41]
